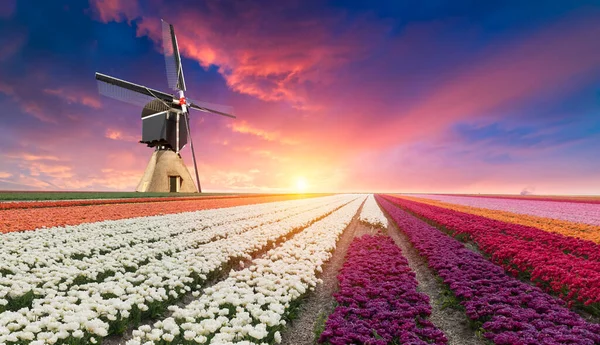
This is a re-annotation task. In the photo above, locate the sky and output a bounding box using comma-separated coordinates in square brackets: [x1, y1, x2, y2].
[1, 0, 600, 194]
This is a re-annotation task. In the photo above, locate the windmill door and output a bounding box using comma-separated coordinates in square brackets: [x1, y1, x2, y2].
[169, 176, 180, 192]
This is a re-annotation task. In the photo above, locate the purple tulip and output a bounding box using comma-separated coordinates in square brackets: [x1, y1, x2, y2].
[318, 234, 448, 345]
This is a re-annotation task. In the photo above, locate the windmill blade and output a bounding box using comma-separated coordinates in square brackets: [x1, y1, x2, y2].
[184, 112, 201, 193]
[96, 72, 174, 112]
[189, 99, 236, 119]
[162, 19, 186, 91]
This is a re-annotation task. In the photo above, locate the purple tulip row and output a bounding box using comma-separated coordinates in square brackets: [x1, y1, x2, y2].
[376, 195, 600, 345]
[319, 234, 448, 345]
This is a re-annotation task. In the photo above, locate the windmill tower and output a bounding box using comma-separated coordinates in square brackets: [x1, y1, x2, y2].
[95, 20, 235, 193]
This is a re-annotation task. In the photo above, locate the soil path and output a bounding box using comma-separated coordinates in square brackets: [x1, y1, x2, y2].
[280, 199, 369, 345]
[385, 213, 488, 345]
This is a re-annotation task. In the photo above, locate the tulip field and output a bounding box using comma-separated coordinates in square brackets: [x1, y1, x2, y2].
[1, 193, 600, 345]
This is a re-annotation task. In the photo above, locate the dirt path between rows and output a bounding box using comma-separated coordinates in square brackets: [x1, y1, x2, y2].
[385, 214, 488, 345]
[280, 199, 371, 345]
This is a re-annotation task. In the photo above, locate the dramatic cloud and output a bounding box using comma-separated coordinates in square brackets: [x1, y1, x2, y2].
[89, 0, 140, 24]
[89, 0, 385, 107]
[0, 1, 599, 193]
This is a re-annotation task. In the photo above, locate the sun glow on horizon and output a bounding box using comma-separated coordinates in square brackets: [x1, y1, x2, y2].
[296, 177, 308, 193]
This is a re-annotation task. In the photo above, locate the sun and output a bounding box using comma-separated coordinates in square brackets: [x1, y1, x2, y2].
[295, 177, 308, 193]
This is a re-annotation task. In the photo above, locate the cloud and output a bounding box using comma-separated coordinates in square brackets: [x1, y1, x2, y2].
[28, 163, 74, 179]
[21, 154, 60, 161]
[0, 0, 16, 18]
[0, 81, 62, 124]
[89, 0, 385, 107]
[227, 120, 298, 145]
[0, 31, 26, 61]
[105, 128, 139, 142]
[369, 13, 600, 147]
[0, 172, 12, 179]
[43, 88, 102, 109]
[0, 81, 14, 96]
[20, 101, 59, 123]
[89, 0, 140, 24]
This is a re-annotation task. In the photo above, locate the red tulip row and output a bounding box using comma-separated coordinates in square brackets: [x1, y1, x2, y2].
[382, 195, 600, 316]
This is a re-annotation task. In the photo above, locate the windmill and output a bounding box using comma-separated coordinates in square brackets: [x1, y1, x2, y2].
[95, 19, 235, 193]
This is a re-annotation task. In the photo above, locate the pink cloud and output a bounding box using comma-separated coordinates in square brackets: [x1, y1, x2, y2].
[90, 0, 384, 108]
[43, 88, 102, 109]
[370, 14, 600, 146]
[227, 120, 298, 145]
[89, 0, 140, 24]
[105, 128, 139, 142]
[21, 101, 59, 123]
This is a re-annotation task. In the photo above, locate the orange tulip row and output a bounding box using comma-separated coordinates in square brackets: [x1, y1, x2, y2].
[398, 195, 600, 244]
[0, 195, 309, 233]
[0, 195, 238, 210]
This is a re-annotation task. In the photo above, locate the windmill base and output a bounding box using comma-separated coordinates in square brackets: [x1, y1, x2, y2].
[136, 150, 198, 193]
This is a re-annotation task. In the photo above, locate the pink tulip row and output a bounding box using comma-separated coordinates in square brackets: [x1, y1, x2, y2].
[383, 195, 600, 316]
[441, 194, 600, 205]
[409, 194, 600, 226]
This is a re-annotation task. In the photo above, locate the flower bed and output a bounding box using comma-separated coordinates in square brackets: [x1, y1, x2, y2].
[384, 195, 600, 314]
[0, 195, 359, 345]
[0, 196, 224, 210]
[0, 196, 339, 310]
[126, 196, 365, 345]
[377, 195, 600, 345]
[440, 194, 600, 205]
[408, 194, 600, 226]
[399, 195, 600, 243]
[358, 194, 389, 228]
[319, 234, 447, 345]
[0, 194, 310, 233]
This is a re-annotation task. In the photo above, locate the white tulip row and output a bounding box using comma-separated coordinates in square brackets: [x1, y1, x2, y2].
[0, 195, 359, 345]
[0, 196, 339, 306]
[359, 194, 388, 228]
[127, 195, 365, 345]
[1, 197, 331, 269]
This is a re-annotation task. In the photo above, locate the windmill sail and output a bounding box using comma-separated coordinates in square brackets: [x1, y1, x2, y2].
[188, 99, 236, 118]
[162, 20, 186, 91]
[96, 72, 173, 112]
